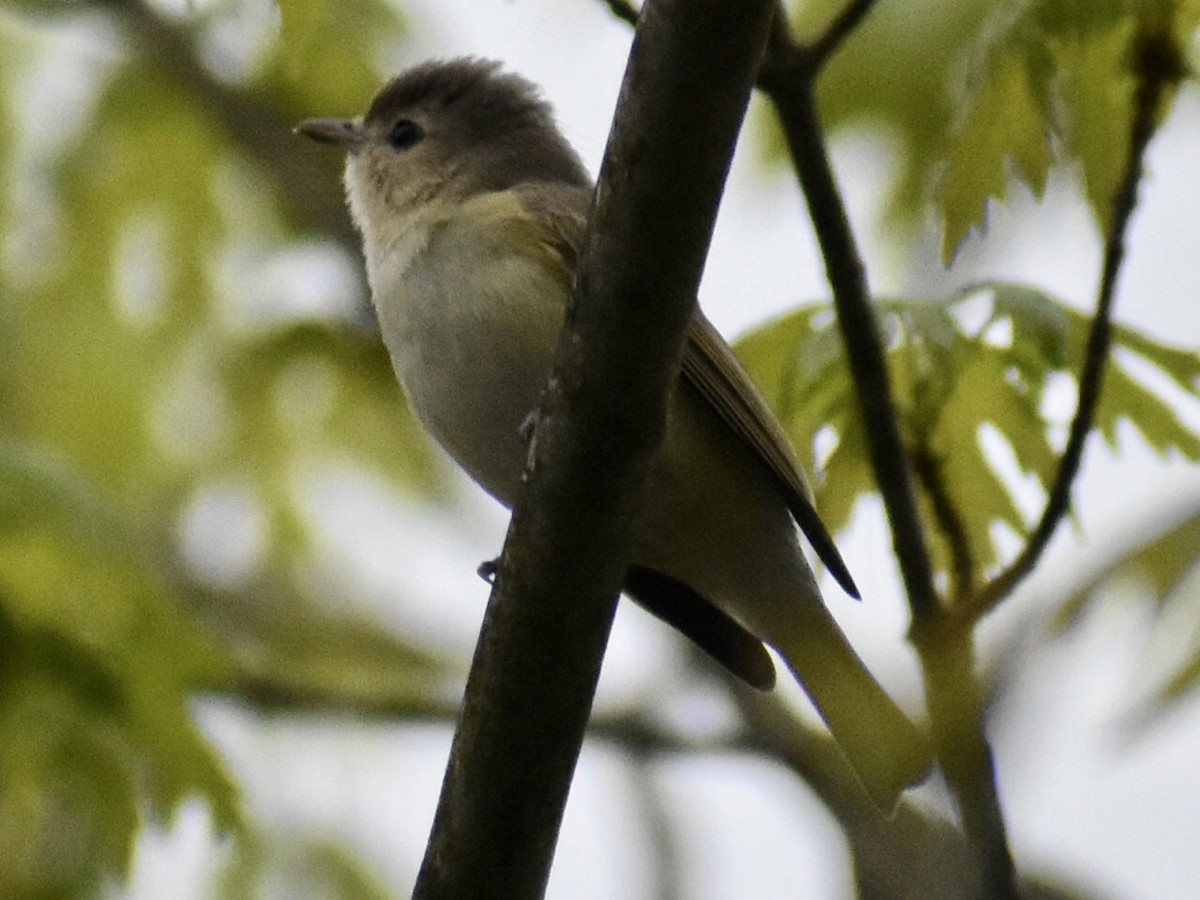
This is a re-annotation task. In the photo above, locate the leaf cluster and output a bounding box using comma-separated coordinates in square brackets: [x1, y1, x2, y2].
[939, 0, 1199, 258]
[736, 282, 1200, 597]
[769, 0, 1198, 256]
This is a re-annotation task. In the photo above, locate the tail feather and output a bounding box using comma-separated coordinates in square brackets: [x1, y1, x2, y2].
[775, 606, 933, 810]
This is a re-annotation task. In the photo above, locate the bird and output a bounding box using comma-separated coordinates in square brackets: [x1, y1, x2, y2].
[297, 57, 931, 807]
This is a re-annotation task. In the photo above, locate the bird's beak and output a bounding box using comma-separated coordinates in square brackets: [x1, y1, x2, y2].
[295, 118, 366, 152]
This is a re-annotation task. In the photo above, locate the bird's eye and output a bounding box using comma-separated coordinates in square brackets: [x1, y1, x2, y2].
[387, 118, 424, 150]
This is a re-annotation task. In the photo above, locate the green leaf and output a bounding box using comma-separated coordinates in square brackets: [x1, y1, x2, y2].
[767, 0, 997, 222]
[734, 283, 1200, 596]
[1053, 14, 1138, 238]
[1109, 321, 1200, 396]
[1050, 506, 1200, 728]
[937, 0, 1197, 259]
[929, 354, 1040, 554]
[0, 447, 240, 891]
[939, 41, 1054, 258]
[1058, 307, 1200, 459]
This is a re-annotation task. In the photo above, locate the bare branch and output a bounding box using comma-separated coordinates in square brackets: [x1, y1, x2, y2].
[758, 20, 1017, 896]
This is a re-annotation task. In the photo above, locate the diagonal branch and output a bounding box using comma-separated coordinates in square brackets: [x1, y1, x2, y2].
[757, 36, 940, 624]
[807, 0, 880, 70]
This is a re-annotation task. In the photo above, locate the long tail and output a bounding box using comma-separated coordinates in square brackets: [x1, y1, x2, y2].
[775, 603, 933, 810]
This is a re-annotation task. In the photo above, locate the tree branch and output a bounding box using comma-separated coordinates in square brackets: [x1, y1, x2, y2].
[598, 6, 991, 888]
[411, 2, 777, 897]
[625, 759, 685, 900]
[224, 655, 982, 897]
[759, 18, 1017, 896]
[757, 41, 940, 625]
[732, 685, 983, 899]
[918, 622, 1017, 898]
[958, 25, 1184, 625]
[806, 0, 880, 70]
[911, 442, 975, 601]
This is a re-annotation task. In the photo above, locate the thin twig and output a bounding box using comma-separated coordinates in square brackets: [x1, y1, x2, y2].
[599, 0, 640, 26]
[806, 0, 880, 70]
[958, 27, 1183, 625]
[911, 442, 975, 601]
[760, 2, 803, 81]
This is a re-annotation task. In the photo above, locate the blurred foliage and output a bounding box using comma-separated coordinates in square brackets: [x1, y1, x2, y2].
[736, 282, 1200, 593]
[0, 447, 237, 898]
[1, 0, 1199, 897]
[0, 0, 450, 895]
[1052, 503, 1200, 721]
[218, 829, 398, 900]
[938, 0, 1199, 259]
[775, 0, 1200, 252]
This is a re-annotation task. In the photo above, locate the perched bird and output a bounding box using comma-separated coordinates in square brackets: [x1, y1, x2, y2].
[298, 58, 931, 806]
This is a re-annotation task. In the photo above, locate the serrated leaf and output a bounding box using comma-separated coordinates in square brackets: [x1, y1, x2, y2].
[937, 0, 1199, 259]
[1111, 323, 1200, 395]
[1054, 17, 1138, 238]
[734, 283, 1200, 597]
[940, 46, 1054, 259]
[936, 350, 1052, 492]
[1093, 361, 1200, 457]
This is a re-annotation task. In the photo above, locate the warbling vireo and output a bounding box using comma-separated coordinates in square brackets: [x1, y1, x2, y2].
[298, 58, 931, 805]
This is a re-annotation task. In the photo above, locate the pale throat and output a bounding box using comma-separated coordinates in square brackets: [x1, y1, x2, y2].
[344, 165, 446, 310]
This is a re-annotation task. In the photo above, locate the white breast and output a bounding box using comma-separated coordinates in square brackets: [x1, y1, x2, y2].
[363, 195, 566, 506]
